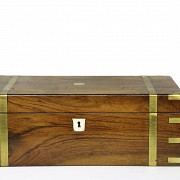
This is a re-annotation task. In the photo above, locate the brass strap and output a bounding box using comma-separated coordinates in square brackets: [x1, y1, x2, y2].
[142, 76, 157, 166]
[0, 76, 18, 166]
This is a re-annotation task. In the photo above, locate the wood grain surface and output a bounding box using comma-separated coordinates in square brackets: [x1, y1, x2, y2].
[5, 76, 180, 113]
[158, 96, 180, 113]
[158, 113, 180, 166]
[8, 95, 149, 113]
[8, 113, 149, 166]
[8, 95, 180, 113]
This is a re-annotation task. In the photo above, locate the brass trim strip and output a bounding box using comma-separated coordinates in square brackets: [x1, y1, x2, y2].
[149, 111, 157, 166]
[0, 76, 18, 166]
[142, 76, 156, 95]
[149, 95, 157, 114]
[168, 157, 180, 163]
[169, 118, 180, 123]
[142, 76, 157, 166]
[168, 138, 180, 143]
[0, 76, 18, 94]
[0, 95, 8, 167]
[168, 94, 180, 100]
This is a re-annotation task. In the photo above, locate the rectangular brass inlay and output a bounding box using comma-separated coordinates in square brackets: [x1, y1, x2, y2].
[142, 76, 157, 166]
[168, 157, 180, 163]
[168, 138, 180, 143]
[169, 118, 180, 124]
[0, 76, 18, 167]
[74, 82, 85, 86]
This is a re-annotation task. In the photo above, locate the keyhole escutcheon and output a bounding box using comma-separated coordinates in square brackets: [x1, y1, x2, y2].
[72, 118, 86, 132]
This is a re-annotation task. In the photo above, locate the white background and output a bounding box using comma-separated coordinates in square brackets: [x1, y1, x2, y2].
[0, 0, 180, 179]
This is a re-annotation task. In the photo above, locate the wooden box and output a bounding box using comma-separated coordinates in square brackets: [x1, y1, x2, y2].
[0, 76, 180, 166]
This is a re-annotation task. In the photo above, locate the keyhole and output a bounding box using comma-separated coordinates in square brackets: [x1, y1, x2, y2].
[77, 121, 81, 128]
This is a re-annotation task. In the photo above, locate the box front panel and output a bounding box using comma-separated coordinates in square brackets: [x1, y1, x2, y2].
[8, 95, 149, 113]
[8, 113, 148, 166]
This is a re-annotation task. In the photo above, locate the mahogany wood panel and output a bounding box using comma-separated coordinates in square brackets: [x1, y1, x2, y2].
[8, 95, 149, 113]
[9, 95, 180, 113]
[8, 113, 149, 166]
[158, 113, 180, 166]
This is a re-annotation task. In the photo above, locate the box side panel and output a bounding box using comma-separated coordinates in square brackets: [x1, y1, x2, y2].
[8, 113, 149, 166]
[158, 96, 180, 113]
[157, 93, 180, 165]
[158, 113, 180, 166]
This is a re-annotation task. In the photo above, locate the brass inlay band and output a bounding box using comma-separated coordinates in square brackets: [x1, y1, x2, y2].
[0, 76, 19, 94]
[169, 118, 180, 123]
[142, 76, 156, 95]
[168, 94, 180, 100]
[168, 157, 180, 163]
[149, 95, 157, 114]
[0, 95, 8, 167]
[142, 76, 157, 166]
[149, 111, 157, 166]
[0, 76, 18, 166]
[168, 138, 180, 143]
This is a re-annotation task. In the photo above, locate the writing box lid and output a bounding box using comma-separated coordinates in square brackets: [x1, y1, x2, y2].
[0, 76, 179, 95]
[0, 76, 179, 113]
